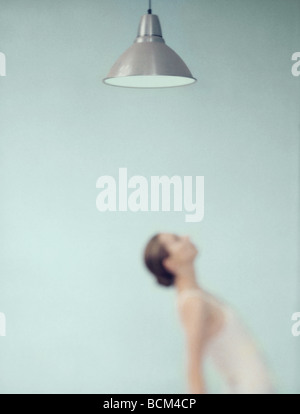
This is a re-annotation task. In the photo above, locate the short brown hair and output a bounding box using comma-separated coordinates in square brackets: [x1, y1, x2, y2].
[143, 233, 175, 287]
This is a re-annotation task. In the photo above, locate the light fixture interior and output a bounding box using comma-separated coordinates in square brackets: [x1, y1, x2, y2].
[103, 75, 196, 88]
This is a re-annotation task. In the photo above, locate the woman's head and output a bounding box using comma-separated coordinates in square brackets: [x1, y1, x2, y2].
[143, 232, 198, 287]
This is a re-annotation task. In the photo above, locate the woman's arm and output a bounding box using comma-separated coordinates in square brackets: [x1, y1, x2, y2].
[179, 296, 207, 394]
[187, 365, 206, 394]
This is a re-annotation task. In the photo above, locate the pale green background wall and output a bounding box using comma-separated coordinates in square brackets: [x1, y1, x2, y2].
[0, 0, 299, 393]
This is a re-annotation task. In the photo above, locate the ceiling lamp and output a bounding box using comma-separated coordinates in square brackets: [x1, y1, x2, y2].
[103, 0, 197, 88]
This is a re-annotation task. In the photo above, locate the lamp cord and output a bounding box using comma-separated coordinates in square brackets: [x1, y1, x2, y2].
[148, 0, 152, 14]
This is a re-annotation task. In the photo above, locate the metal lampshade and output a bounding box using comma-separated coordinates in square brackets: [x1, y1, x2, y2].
[103, 13, 197, 88]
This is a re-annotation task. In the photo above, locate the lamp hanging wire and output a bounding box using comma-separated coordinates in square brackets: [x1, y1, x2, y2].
[148, 0, 152, 14]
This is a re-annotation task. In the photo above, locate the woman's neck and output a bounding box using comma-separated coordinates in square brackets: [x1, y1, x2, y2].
[174, 263, 200, 293]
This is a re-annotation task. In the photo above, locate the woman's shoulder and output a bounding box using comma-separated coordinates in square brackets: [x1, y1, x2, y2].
[176, 287, 228, 309]
[176, 288, 228, 339]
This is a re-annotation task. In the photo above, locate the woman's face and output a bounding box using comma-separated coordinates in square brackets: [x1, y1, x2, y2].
[158, 233, 198, 269]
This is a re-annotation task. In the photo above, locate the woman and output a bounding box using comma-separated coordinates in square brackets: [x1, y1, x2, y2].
[143, 232, 276, 394]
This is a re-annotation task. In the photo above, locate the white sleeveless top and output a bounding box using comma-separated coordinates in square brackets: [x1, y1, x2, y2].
[177, 288, 275, 393]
